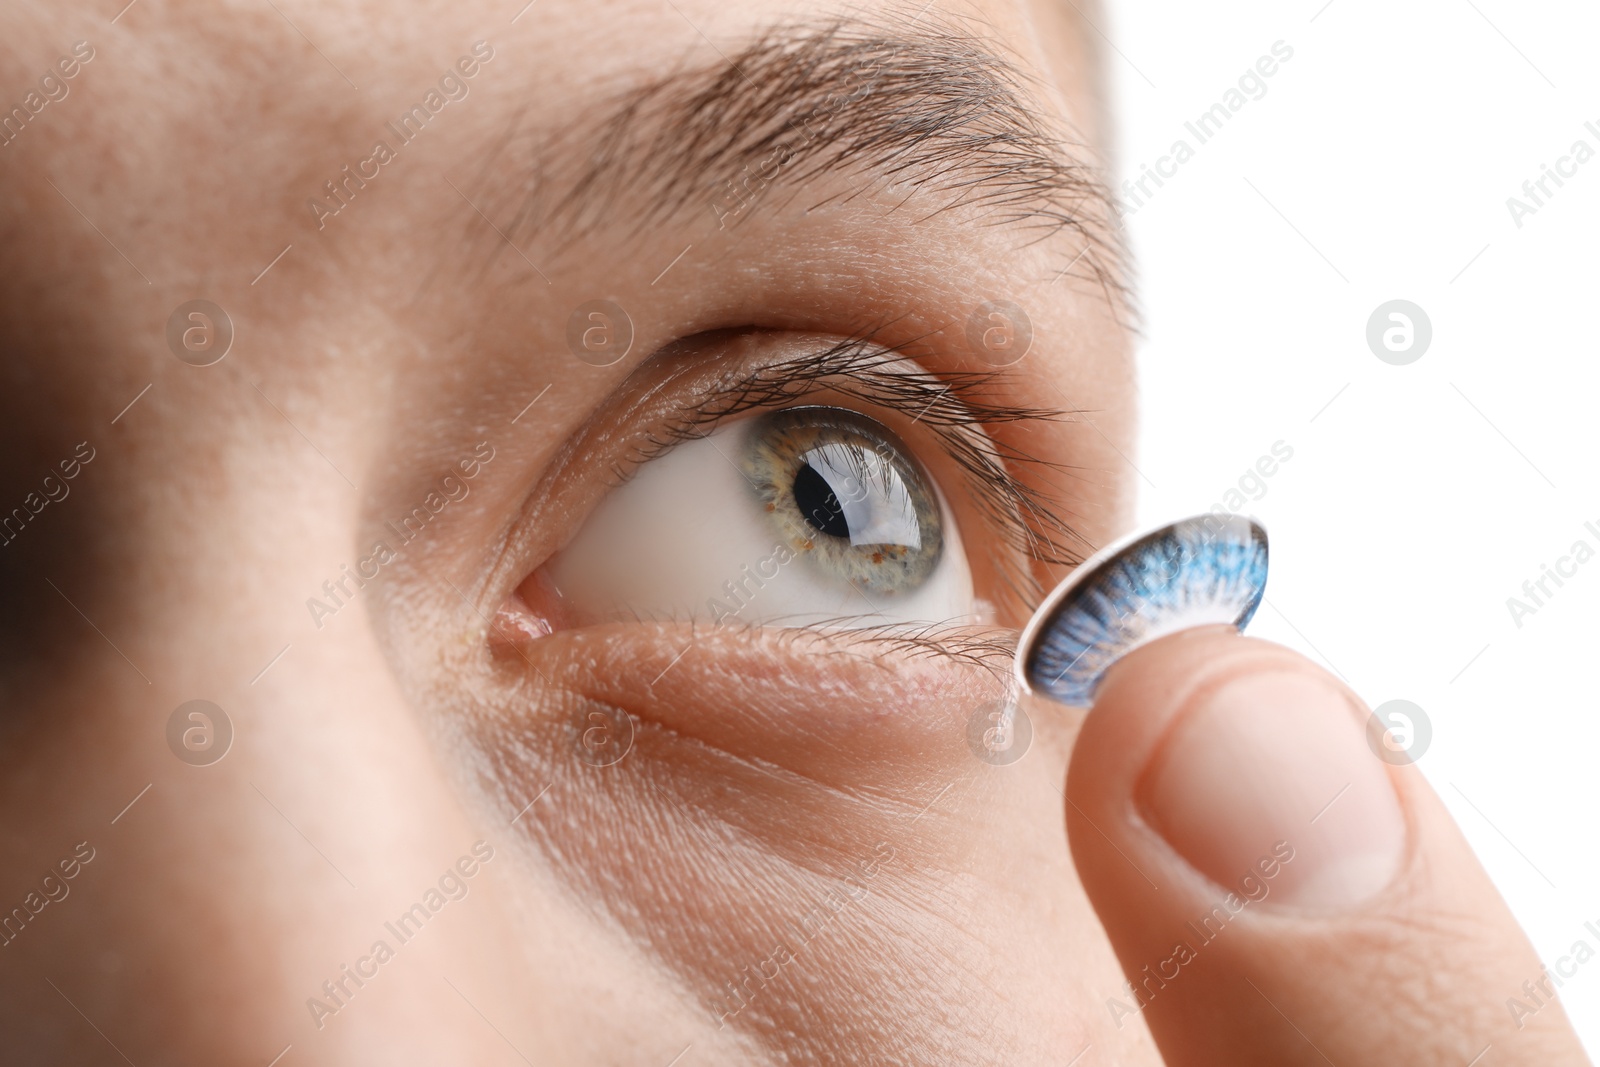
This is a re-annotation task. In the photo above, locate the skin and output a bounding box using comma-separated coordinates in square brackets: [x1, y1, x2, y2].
[0, 1, 1585, 1065]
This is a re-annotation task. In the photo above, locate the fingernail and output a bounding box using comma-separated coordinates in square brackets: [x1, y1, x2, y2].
[1136, 670, 1406, 910]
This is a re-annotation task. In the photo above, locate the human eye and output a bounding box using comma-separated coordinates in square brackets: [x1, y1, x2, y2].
[547, 401, 969, 629]
[492, 330, 1078, 641]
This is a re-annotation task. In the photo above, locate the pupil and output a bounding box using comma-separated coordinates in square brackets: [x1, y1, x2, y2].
[793, 463, 850, 539]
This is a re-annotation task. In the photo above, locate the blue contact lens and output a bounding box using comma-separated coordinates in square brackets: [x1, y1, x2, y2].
[1016, 514, 1268, 706]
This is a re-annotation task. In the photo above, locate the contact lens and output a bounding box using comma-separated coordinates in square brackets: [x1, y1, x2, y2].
[1016, 514, 1268, 706]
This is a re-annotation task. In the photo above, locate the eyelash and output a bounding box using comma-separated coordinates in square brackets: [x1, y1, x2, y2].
[618, 329, 1089, 610]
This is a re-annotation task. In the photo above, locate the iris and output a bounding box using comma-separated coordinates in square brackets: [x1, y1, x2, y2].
[739, 406, 943, 597]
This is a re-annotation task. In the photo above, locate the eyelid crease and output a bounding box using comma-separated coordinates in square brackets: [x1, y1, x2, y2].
[621, 328, 1094, 612]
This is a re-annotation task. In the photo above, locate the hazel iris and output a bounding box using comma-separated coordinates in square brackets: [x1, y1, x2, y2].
[738, 406, 944, 597]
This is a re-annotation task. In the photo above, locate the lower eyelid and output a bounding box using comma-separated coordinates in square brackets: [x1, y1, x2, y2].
[482, 617, 1012, 772]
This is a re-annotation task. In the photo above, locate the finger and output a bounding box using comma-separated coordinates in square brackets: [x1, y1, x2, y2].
[1062, 626, 1589, 1067]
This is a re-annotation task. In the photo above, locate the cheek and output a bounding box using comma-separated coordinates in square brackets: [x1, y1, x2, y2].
[466, 626, 1120, 1060]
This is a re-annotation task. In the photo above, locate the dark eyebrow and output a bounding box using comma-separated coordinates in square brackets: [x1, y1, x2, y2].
[486, 12, 1126, 300]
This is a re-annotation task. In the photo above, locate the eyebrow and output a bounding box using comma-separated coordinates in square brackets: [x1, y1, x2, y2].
[487, 11, 1125, 298]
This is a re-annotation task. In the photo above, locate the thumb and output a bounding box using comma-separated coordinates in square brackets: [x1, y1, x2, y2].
[1062, 625, 1589, 1067]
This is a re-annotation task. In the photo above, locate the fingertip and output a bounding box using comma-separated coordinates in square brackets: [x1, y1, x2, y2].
[1070, 627, 1406, 911]
[1062, 629, 1585, 1066]
[1068, 626, 1295, 804]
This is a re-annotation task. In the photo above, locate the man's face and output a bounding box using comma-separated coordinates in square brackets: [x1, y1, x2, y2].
[0, 0, 1144, 1062]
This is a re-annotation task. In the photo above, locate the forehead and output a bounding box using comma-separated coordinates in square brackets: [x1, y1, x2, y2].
[0, 0, 1118, 485]
[2, 0, 1105, 253]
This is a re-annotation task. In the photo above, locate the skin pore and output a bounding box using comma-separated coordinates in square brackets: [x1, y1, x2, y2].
[0, 1, 1150, 1064]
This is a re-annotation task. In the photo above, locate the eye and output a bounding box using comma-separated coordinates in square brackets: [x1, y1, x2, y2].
[541, 405, 973, 630]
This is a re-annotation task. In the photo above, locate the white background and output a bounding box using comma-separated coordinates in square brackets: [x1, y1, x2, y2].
[1105, 0, 1600, 1050]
